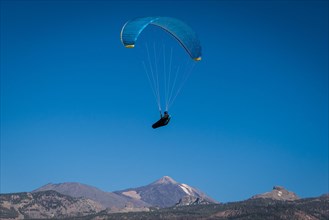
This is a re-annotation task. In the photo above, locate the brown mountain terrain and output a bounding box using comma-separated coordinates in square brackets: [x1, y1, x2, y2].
[0, 190, 102, 220]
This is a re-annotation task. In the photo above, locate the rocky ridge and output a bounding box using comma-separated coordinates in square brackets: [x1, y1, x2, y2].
[0, 190, 102, 220]
[175, 195, 214, 206]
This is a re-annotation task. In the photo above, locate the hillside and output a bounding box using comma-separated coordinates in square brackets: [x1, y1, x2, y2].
[69, 195, 329, 220]
[0, 190, 102, 220]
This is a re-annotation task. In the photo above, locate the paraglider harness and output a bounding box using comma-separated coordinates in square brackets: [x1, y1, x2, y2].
[152, 111, 171, 129]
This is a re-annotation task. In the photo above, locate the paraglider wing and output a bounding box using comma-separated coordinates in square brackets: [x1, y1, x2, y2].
[120, 17, 202, 61]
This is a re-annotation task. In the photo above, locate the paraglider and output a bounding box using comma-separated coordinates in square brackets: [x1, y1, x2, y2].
[120, 16, 201, 128]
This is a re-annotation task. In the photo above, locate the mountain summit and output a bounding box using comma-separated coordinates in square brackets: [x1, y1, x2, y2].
[152, 176, 177, 185]
[115, 176, 218, 208]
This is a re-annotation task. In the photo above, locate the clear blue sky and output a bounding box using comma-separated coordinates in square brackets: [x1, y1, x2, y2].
[1, 0, 328, 202]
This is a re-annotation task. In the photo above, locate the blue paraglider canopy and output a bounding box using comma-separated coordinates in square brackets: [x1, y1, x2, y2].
[120, 17, 202, 61]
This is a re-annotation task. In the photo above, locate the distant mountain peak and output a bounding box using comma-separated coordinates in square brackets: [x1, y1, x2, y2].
[153, 176, 177, 185]
[251, 186, 299, 201]
[34, 182, 99, 194]
[116, 176, 218, 208]
[33, 182, 149, 210]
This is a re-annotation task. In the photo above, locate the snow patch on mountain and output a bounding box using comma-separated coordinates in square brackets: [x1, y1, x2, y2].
[179, 184, 194, 196]
[278, 191, 282, 197]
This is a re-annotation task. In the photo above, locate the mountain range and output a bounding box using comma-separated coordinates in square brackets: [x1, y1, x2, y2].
[32, 176, 217, 211]
[1, 176, 328, 220]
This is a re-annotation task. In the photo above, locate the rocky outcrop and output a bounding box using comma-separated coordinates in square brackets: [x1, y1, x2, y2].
[251, 186, 300, 201]
[175, 195, 215, 206]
